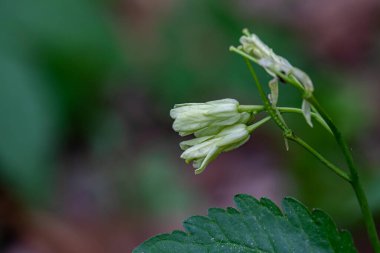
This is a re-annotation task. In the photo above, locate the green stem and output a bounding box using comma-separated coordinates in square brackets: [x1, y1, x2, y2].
[277, 107, 332, 135]
[247, 116, 271, 133]
[233, 41, 380, 251]
[244, 59, 289, 132]
[230, 46, 304, 92]
[307, 95, 380, 253]
[244, 59, 349, 182]
[287, 134, 351, 182]
[239, 105, 332, 135]
[238, 105, 265, 113]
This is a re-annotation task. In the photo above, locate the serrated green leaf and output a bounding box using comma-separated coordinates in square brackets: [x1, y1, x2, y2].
[134, 194, 357, 253]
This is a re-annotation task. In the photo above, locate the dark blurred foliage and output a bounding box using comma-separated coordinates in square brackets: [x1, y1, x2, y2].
[0, 0, 380, 252]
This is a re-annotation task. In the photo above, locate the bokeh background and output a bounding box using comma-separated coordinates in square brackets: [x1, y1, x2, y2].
[1, 0, 380, 252]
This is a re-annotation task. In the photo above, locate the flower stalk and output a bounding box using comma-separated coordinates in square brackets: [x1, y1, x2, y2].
[169, 28, 380, 252]
[307, 95, 380, 253]
[179, 123, 251, 174]
[170, 98, 270, 174]
[244, 59, 350, 182]
[232, 29, 380, 252]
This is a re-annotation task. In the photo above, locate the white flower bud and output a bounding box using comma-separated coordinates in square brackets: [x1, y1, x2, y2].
[179, 124, 250, 174]
[240, 33, 292, 78]
[170, 99, 251, 137]
[239, 30, 314, 95]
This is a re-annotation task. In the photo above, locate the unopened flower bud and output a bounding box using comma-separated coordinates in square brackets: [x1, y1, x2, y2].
[237, 29, 316, 127]
[238, 29, 314, 96]
[179, 124, 250, 174]
[240, 32, 292, 78]
[170, 99, 251, 137]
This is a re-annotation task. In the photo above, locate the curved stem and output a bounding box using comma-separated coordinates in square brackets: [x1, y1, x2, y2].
[247, 116, 271, 133]
[238, 105, 265, 113]
[230, 46, 304, 92]
[234, 41, 380, 252]
[277, 107, 332, 135]
[239, 105, 333, 134]
[244, 59, 289, 132]
[287, 134, 351, 182]
[244, 59, 350, 183]
[307, 95, 380, 252]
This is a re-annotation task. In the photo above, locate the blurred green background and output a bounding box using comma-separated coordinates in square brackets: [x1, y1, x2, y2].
[1, 0, 380, 252]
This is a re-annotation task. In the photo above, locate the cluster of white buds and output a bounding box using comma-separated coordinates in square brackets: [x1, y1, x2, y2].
[170, 99, 251, 137]
[179, 124, 250, 174]
[170, 99, 255, 174]
[238, 29, 314, 126]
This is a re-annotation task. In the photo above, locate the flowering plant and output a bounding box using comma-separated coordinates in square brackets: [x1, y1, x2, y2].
[134, 29, 380, 253]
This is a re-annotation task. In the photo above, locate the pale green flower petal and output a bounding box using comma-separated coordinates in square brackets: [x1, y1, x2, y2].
[194, 146, 220, 174]
[238, 30, 314, 99]
[194, 125, 225, 138]
[239, 112, 252, 124]
[180, 138, 218, 161]
[292, 68, 314, 94]
[205, 98, 238, 105]
[268, 78, 279, 106]
[205, 105, 238, 116]
[302, 99, 313, 127]
[179, 124, 251, 174]
[179, 136, 213, 150]
[216, 125, 249, 147]
[171, 99, 250, 137]
[224, 135, 250, 152]
[192, 158, 204, 169]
